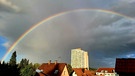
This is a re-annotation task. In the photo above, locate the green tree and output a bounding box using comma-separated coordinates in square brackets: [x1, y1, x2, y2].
[20, 63, 36, 76]
[0, 60, 20, 75]
[18, 58, 29, 69]
[33, 63, 40, 69]
[67, 64, 73, 75]
[9, 51, 17, 66]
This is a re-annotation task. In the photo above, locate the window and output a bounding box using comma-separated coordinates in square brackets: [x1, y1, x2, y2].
[105, 70, 108, 73]
[64, 71, 65, 75]
[54, 70, 59, 74]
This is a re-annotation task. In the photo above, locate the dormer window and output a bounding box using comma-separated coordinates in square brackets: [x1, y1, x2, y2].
[36, 69, 43, 73]
[101, 70, 104, 73]
[112, 70, 115, 73]
[105, 70, 108, 73]
[54, 70, 59, 74]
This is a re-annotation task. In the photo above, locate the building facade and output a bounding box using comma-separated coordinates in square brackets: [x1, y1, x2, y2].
[96, 68, 119, 76]
[36, 60, 69, 76]
[115, 58, 135, 76]
[71, 48, 89, 69]
[72, 68, 93, 76]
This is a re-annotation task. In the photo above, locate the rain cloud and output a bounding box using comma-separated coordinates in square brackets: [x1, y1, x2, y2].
[13, 10, 135, 68]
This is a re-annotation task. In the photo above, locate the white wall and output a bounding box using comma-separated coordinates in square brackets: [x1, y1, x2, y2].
[96, 72, 119, 76]
[72, 72, 77, 76]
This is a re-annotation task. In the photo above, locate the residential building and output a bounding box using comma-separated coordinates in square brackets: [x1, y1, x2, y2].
[72, 68, 93, 76]
[71, 48, 89, 69]
[36, 60, 69, 76]
[96, 68, 119, 76]
[115, 58, 135, 76]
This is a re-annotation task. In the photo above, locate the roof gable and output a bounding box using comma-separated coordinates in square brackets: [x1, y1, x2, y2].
[38, 63, 67, 76]
[73, 68, 93, 76]
[96, 68, 115, 73]
[73, 68, 83, 76]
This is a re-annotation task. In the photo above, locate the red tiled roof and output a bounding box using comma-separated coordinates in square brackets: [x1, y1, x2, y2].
[38, 63, 67, 76]
[85, 70, 93, 75]
[73, 68, 84, 76]
[73, 68, 93, 76]
[96, 68, 115, 73]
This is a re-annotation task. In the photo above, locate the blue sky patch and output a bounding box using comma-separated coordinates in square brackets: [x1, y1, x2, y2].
[0, 36, 8, 60]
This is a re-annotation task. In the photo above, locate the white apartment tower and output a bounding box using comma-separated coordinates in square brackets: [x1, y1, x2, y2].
[71, 48, 89, 69]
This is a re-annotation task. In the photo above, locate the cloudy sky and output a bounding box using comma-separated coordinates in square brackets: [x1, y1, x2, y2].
[0, 0, 135, 68]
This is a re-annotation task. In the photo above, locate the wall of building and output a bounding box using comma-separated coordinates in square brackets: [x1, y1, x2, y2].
[61, 66, 69, 76]
[96, 72, 119, 76]
[72, 72, 77, 76]
[71, 48, 89, 69]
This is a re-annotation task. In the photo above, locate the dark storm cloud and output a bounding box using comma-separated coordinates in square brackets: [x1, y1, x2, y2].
[13, 10, 135, 68]
[111, 0, 135, 17]
[1, 0, 134, 43]
[0, 0, 20, 12]
[2, 0, 135, 68]
[0, 13, 34, 45]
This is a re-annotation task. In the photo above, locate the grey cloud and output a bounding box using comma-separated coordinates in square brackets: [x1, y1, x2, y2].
[0, 0, 20, 12]
[118, 0, 135, 3]
[11, 10, 135, 68]
[0, 13, 34, 44]
[23, 0, 117, 21]
[110, 0, 135, 17]
[2, 0, 135, 68]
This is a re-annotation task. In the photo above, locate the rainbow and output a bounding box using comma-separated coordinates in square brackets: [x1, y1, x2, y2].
[1, 8, 134, 63]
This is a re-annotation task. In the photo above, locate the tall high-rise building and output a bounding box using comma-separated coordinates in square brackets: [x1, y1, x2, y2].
[71, 48, 89, 69]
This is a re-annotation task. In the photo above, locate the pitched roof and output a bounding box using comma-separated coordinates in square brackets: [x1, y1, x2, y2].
[84, 70, 93, 76]
[38, 63, 67, 76]
[115, 58, 135, 73]
[96, 68, 115, 73]
[73, 68, 83, 76]
[73, 68, 93, 76]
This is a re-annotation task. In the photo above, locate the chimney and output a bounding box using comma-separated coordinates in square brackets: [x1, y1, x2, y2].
[77, 48, 81, 50]
[48, 60, 51, 64]
[55, 60, 57, 65]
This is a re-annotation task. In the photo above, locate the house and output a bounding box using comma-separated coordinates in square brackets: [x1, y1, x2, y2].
[115, 58, 135, 76]
[36, 60, 69, 76]
[96, 68, 119, 76]
[72, 68, 94, 76]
